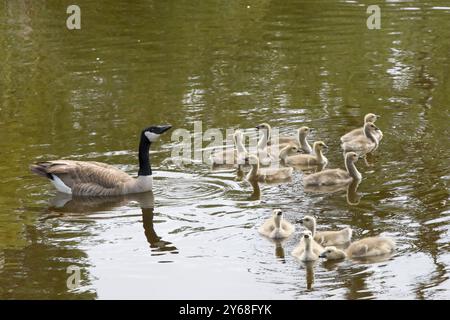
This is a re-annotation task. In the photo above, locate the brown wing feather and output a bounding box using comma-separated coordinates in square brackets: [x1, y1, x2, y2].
[32, 160, 133, 190]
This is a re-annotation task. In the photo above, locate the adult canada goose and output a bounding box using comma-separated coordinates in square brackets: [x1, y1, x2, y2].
[340, 113, 383, 143]
[300, 216, 352, 246]
[244, 154, 293, 183]
[303, 152, 361, 187]
[258, 209, 295, 239]
[319, 237, 395, 260]
[292, 230, 320, 262]
[280, 141, 328, 167]
[211, 130, 246, 166]
[291, 229, 324, 258]
[341, 122, 381, 155]
[276, 126, 313, 154]
[30, 125, 172, 196]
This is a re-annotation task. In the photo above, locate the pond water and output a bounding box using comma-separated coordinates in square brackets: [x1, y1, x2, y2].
[0, 0, 449, 299]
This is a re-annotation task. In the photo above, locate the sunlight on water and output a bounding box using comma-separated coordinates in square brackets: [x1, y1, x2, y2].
[0, 0, 449, 299]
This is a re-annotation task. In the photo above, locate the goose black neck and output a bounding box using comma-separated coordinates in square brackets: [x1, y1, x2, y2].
[138, 133, 152, 176]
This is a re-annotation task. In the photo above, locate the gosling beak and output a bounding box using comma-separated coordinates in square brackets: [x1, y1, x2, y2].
[319, 253, 326, 258]
[376, 114, 381, 118]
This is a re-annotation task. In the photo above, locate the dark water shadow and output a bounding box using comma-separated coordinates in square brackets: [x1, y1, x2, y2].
[44, 192, 178, 255]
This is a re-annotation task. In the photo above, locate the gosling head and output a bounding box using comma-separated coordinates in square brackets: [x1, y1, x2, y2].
[143, 125, 172, 142]
[364, 113, 380, 123]
[313, 141, 328, 152]
[244, 154, 259, 165]
[299, 126, 311, 138]
[345, 152, 359, 163]
[364, 122, 380, 132]
[302, 230, 313, 241]
[285, 144, 301, 154]
[299, 215, 316, 232]
[255, 123, 271, 133]
[272, 209, 283, 224]
[319, 246, 346, 260]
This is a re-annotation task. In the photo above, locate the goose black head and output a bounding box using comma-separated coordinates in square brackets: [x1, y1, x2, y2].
[143, 125, 172, 142]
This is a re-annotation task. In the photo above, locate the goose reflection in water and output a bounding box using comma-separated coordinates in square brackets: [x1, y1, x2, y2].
[45, 191, 178, 255]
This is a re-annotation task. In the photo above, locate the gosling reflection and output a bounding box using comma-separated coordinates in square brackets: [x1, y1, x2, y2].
[305, 261, 315, 290]
[304, 177, 361, 205]
[45, 192, 177, 255]
[274, 241, 286, 261]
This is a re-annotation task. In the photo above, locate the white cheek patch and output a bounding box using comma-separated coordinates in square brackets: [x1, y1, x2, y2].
[145, 131, 160, 142]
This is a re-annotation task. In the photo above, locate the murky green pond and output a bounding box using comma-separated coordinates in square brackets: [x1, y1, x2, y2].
[1, 0, 449, 299]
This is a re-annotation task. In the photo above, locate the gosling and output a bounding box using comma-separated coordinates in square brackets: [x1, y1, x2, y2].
[211, 130, 246, 166]
[258, 209, 295, 239]
[291, 230, 324, 259]
[319, 236, 395, 260]
[292, 230, 320, 262]
[245, 154, 293, 183]
[255, 123, 273, 166]
[341, 122, 381, 155]
[280, 141, 328, 167]
[303, 152, 361, 187]
[341, 113, 383, 143]
[300, 215, 352, 246]
[276, 126, 313, 154]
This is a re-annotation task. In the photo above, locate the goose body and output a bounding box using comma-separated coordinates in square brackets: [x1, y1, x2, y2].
[341, 122, 380, 155]
[300, 215, 352, 246]
[245, 154, 293, 183]
[303, 152, 361, 187]
[319, 237, 395, 260]
[30, 125, 172, 196]
[258, 209, 295, 239]
[280, 141, 328, 167]
[292, 230, 320, 262]
[341, 113, 383, 143]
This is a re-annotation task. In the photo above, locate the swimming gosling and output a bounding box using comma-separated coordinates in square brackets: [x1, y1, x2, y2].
[319, 236, 395, 260]
[245, 154, 293, 183]
[300, 215, 352, 246]
[276, 126, 313, 154]
[211, 130, 247, 166]
[280, 141, 328, 167]
[258, 209, 295, 239]
[292, 230, 320, 262]
[303, 152, 361, 187]
[341, 122, 381, 155]
[341, 113, 383, 143]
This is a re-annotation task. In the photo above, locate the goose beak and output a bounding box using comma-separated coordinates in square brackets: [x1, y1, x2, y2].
[323, 144, 329, 149]
[156, 125, 172, 134]
[319, 253, 326, 258]
[255, 125, 261, 130]
[376, 114, 381, 118]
